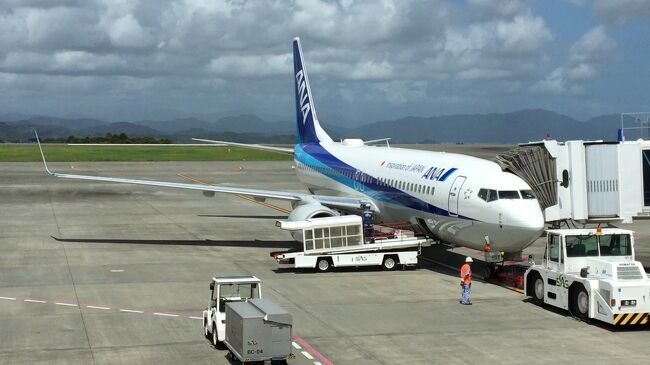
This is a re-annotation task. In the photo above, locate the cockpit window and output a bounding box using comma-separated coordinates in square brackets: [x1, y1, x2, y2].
[478, 188, 499, 202]
[520, 190, 535, 199]
[498, 190, 520, 199]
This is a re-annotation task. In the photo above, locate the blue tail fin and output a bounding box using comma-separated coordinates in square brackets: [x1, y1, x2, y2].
[293, 37, 332, 144]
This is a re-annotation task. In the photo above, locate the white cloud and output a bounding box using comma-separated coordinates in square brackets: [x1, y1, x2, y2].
[371, 80, 428, 104]
[349, 61, 394, 80]
[565, 63, 596, 80]
[0, 0, 626, 122]
[53, 51, 125, 72]
[108, 14, 154, 48]
[209, 53, 292, 78]
[530, 67, 587, 95]
[496, 15, 553, 52]
[2, 50, 125, 74]
[592, 0, 650, 24]
[570, 26, 617, 63]
[531, 67, 567, 94]
[458, 68, 512, 80]
[468, 0, 529, 17]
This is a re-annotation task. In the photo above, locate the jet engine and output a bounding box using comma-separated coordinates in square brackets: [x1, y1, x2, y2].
[287, 203, 338, 242]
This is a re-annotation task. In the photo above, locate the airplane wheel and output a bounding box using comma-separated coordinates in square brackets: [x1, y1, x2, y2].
[382, 256, 397, 270]
[204, 319, 209, 339]
[316, 258, 331, 272]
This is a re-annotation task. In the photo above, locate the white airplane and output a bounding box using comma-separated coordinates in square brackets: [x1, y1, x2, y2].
[36, 37, 544, 256]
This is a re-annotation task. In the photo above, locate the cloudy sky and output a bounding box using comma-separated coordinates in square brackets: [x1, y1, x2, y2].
[0, 0, 649, 125]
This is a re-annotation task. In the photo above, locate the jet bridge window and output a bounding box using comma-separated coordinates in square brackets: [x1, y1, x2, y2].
[599, 234, 632, 256]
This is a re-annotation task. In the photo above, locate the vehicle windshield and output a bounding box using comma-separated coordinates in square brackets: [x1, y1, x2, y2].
[565, 235, 599, 257]
[599, 234, 632, 256]
[220, 283, 259, 300]
[564, 234, 633, 257]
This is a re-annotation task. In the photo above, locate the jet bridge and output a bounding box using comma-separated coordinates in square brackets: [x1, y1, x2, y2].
[497, 139, 650, 224]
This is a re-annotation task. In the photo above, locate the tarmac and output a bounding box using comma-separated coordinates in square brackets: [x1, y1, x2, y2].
[1, 153, 649, 364]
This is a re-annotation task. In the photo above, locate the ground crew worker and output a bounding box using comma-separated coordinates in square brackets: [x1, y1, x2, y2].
[362, 203, 375, 243]
[460, 257, 473, 305]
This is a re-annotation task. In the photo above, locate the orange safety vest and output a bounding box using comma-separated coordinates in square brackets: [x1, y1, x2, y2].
[460, 263, 472, 285]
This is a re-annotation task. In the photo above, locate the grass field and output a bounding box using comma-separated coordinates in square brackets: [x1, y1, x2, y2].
[0, 144, 293, 162]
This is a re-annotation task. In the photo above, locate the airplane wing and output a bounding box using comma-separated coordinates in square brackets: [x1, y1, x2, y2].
[364, 138, 391, 145]
[191, 138, 294, 154]
[35, 131, 368, 211]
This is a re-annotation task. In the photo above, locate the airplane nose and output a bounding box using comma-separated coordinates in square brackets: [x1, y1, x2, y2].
[519, 206, 545, 232]
[503, 204, 545, 249]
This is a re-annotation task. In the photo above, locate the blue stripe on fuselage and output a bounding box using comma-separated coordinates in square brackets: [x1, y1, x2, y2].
[295, 143, 474, 220]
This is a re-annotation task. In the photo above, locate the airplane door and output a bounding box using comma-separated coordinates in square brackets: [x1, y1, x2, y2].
[448, 176, 466, 216]
[354, 170, 365, 192]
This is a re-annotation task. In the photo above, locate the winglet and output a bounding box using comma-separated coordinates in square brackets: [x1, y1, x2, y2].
[33, 129, 54, 175]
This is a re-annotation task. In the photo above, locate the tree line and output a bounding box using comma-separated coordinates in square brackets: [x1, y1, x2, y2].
[42, 133, 172, 144]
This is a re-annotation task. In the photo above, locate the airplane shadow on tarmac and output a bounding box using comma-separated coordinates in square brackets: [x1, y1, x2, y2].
[51, 236, 297, 249]
[197, 214, 288, 219]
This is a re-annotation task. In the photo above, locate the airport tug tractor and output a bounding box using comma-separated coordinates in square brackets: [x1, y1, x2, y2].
[525, 228, 650, 326]
[203, 276, 293, 364]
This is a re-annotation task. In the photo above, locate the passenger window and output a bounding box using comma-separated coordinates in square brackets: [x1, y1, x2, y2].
[487, 189, 498, 202]
[478, 188, 488, 201]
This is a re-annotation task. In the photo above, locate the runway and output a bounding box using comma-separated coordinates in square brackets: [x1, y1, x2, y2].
[1, 160, 649, 364]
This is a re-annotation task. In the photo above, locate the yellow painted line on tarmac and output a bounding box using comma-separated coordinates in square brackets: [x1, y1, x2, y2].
[176, 173, 291, 214]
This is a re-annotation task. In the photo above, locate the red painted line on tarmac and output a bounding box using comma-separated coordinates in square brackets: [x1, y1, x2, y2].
[292, 333, 334, 365]
[3, 293, 329, 363]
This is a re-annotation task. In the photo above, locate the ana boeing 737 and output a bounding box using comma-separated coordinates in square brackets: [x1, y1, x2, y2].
[37, 37, 544, 255]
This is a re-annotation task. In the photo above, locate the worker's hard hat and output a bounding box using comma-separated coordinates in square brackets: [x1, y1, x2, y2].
[465, 257, 473, 263]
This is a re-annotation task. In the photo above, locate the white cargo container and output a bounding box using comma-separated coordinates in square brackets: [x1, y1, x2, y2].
[272, 215, 430, 271]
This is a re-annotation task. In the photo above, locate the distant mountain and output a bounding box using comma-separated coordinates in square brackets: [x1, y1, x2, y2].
[347, 109, 621, 143]
[78, 122, 166, 137]
[0, 121, 75, 141]
[0, 109, 625, 143]
[134, 118, 214, 134]
[211, 114, 292, 134]
[132, 114, 292, 135]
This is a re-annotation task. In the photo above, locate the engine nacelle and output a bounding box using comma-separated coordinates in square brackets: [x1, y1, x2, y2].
[287, 203, 338, 242]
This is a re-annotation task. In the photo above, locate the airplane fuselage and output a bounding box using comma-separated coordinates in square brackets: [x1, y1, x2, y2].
[294, 142, 545, 253]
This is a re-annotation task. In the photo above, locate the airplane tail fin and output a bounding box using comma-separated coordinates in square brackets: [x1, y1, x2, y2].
[293, 37, 332, 144]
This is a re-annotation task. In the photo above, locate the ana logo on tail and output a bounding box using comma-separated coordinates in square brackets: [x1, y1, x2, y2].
[295, 69, 311, 125]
